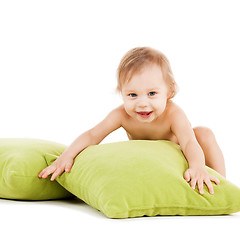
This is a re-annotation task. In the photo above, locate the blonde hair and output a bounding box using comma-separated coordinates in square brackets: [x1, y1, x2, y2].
[117, 47, 178, 99]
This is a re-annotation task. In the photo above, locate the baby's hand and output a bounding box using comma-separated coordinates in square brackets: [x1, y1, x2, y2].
[184, 167, 220, 194]
[38, 155, 74, 181]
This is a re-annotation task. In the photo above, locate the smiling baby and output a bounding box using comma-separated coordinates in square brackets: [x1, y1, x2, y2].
[38, 47, 226, 195]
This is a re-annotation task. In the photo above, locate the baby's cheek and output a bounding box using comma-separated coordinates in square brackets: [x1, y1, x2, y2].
[155, 103, 166, 115]
[123, 103, 134, 115]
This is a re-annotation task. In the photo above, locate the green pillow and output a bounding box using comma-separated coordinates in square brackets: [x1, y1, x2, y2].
[46, 140, 240, 218]
[0, 138, 73, 200]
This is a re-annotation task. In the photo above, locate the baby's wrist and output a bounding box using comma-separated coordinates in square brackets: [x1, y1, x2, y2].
[61, 150, 75, 159]
[188, 163, 205, 171]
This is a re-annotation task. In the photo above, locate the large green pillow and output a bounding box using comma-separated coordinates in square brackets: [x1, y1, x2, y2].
[0, 138, 73, 200]
[46, 140, 240, 218]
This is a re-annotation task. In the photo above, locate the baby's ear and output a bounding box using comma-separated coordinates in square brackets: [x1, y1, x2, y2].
[167, 82, 175, 99]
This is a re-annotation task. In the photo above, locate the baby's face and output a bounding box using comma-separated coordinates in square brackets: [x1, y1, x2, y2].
[121, 64, 169, 123]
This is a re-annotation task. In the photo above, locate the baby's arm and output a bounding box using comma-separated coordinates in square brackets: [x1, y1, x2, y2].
[38, 107, 122, 181]
[170, 107, 219, 194]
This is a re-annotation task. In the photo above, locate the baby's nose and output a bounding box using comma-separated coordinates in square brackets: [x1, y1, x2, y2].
[137, 96, 149, 108]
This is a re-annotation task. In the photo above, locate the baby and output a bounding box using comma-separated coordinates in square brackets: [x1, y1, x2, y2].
[38, 47, 226, 195]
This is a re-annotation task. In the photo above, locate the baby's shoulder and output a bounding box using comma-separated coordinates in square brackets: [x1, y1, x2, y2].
[166, 100, 188, 120]
[166, 100, 182, 114]
[113, 104, 126, 115]
[108, 105, 128, 121]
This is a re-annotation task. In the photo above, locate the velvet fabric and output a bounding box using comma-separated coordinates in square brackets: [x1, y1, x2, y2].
[0, 138, 73, 200]
[46, 140, 240, 218]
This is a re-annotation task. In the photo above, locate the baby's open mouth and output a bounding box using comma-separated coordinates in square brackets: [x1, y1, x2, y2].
[137, 111, 153, 118]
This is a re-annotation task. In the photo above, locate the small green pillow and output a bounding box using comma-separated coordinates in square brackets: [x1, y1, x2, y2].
[0, 138, 73, 200]
[46, 140, 240, 218]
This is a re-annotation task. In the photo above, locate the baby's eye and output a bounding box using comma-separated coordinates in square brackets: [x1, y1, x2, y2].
[148, 91, 157, 96]
[129, 93, 137, 97]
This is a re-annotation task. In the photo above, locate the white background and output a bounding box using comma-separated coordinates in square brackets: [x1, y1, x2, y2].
[0, 0, 239, 239]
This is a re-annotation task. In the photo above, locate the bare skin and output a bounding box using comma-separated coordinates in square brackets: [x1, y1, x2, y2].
[38, 64, 225, 195]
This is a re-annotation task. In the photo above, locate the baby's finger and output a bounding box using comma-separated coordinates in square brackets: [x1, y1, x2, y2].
[50, 168, 63, 181]
[197, 180, 204, 194]
[41, 166, 56, 178]
[65, 162, 73, 172]
[190, 178, 197, 190]
[204, 178, 214, 194]
[38, 169, 46, 178]
[210, 175, 220, 185]
[184, 170, 190, 182]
